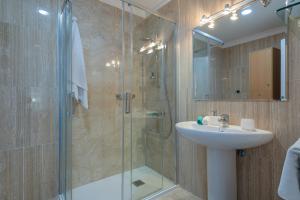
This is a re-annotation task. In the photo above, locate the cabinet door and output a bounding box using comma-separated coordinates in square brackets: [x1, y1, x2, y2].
[249, 48, 273, 99]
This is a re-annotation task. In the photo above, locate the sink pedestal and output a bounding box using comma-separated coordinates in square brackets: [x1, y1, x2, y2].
[207, 148, 237, 200]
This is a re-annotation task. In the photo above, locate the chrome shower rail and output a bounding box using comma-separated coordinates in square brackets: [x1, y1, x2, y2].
[120, 0, 176, 24]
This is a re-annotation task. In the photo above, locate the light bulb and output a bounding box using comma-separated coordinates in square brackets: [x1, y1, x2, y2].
[140, 46, 146, 53]
[223, 4, 231, 15]
[230, 11, 239, 21]
[105, 63, 111, 67]
[241, 9, 252, 16]
[38, 9, 49, 16]
[200, 15, 209, 25]
[208, 21, 215, 29]
[156, 43, 165, 50]
[148, 42, 156, 48]
[146, 49, 154, 54]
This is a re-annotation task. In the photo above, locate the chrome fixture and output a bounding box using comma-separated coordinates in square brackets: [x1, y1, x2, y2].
[230, 10, 239, 21]
[223, 3, 232, 15]
[139, 40, 166, 54]
[208, 21, 215, 29]
[260, 0, 272, 7]
[200, 0, 257, 28]
[218, 114, 230, 128]
[115, 92, 135, 114]
[211, 110, 218, 116]
[150, 72, 156, 79]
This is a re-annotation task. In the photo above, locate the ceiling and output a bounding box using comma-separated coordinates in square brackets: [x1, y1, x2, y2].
[99, 0, 171, 18]
[129, 0, 171, 10]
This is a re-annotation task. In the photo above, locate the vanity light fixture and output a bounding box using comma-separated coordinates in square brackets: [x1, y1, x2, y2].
[199, 0, 256, 27]
[208, 21, 215, 29]
[230, 11, 239, 21]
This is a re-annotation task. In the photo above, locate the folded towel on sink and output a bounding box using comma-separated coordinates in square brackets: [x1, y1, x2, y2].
[278, 138, 300, 200]
[203, 116, 220, 126]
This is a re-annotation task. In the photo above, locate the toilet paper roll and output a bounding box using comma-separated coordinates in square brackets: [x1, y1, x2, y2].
[241, 118, 255, 131]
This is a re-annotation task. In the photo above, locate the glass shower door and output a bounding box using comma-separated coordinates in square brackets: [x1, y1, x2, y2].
[122, 2, 177, 200]
[58, 1, 72, 200]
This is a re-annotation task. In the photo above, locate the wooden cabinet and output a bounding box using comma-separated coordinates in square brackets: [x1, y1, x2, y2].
[249, 47, 280, 100]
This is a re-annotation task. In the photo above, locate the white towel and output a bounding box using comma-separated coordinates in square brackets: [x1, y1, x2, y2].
[278, 138, 300, 200]
[203, 116, 221, 126]
[72, 17, 88, 109]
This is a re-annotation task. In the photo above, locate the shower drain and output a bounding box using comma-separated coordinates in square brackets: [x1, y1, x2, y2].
[132, 180, 145, 187]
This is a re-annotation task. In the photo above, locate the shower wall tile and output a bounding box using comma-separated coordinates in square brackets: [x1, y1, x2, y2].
[23, 145, 58, 200]
[0, 149, 24, 200]
[23, 146, 43, 200]
[72, 0, 147, 188]
[0, 0, 59, 199]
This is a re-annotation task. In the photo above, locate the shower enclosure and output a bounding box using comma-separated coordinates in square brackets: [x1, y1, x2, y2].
[64, 0, 177, 200]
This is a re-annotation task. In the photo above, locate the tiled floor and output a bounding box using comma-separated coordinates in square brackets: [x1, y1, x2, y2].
[154, 187, 202, 200]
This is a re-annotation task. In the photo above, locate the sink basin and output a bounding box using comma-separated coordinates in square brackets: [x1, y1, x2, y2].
[175, 121, 273, 149]
[176, 121, 273, 200]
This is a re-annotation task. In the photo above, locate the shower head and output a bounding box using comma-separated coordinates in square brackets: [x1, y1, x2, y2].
[140, 37, 154, 42]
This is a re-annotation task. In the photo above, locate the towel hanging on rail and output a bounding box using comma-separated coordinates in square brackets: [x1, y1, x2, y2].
[72, 16, 88, 109]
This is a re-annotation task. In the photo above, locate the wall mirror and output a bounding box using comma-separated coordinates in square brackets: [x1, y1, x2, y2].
[192, 0, 288, 101]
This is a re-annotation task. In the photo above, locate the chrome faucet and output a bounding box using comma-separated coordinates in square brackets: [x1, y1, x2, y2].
[211, 110, 218, 116]
[218, 114, 229, 128]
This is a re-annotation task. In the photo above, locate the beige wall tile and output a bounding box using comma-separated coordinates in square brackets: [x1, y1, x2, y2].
[170, 0, 300, 199]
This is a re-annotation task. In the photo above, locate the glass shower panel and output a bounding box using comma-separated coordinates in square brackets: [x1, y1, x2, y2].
[58, 1, 72, 200]
[124, 3, 177, 199]
[71, 1, 126, 200]
[69, 1, 176, 199]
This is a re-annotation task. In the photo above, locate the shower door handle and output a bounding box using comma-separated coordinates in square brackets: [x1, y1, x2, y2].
[125, 92, 132, 114]
[116, 92, 135, 114]
[124, 92, 135, 114]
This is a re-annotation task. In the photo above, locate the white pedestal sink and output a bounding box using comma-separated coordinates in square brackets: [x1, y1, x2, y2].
[176, 121, 273, 200]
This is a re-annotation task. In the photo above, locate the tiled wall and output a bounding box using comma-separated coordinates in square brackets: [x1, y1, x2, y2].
[72, 0, 178, 189]
[133, 15, 177, 181]
[171, 0, 300, 199]
[71, 0, 147, 188]
[0, 0, 60, 199]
